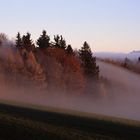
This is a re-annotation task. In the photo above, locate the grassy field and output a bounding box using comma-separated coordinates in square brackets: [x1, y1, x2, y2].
[0, 102, 140, 140]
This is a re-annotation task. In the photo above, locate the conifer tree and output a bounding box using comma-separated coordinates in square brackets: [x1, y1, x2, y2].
[138, 57, 140, 62]
[54, 35, 66, 49]
[15, 32, 22, 49]
[22, 33, 34, 51]
[79, 41, 99, 79]
[66, 44, 73, 55]
[37, 30, 50, 48]
[123, 57, 129, 68]
[54, 35, 60, 48]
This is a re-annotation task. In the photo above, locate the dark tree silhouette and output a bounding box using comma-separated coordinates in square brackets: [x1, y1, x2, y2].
[138, 57, 140, 62]
[22, 33, 34, 51]
[37, 30, 50, 49]
[66, 44, 74, 55]
[54, 35, 60, 48]
[54, 35, 66, 49]
[79, 41, 99, 79]
[15, 32, 22, 49]
[123, 57, 130, 68]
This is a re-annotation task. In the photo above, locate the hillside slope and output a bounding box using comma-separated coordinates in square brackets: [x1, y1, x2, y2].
[98, 61, 140, 120]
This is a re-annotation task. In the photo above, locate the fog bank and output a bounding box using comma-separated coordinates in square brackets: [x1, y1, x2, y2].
[0, 60, 140, 121]
[0, 37, 140, 121]
[97, 61, 140, 120]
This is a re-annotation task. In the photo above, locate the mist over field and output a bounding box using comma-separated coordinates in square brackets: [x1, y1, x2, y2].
[0, 61, 140, 121]
[0, 33, 140, 121]
[98, 61, 140, 120]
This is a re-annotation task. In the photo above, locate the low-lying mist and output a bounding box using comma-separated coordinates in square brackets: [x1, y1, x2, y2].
[0, 62, 140, 121]
[0, 33, 140, 121]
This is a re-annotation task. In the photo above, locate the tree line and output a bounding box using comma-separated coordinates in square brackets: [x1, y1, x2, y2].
[15, 30, 99, 79]
[0, 31, 100, 95]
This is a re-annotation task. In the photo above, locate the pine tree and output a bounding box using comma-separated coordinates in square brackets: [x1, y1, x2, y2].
[123, 57, 129, 68]
[37, 30, 50, 49]
[79, 41, 99, 79]
[54, 35, 66, 49]
[15, 32, 22, 49]
[54, 35, 60, 48]
[59, 35, 66, 49]
[138, 57, 140, 62]
[22, 33, 34, 51]
[66, 44, 74, 55]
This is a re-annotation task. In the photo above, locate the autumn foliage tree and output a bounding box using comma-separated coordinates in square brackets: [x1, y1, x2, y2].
[0, 33, 8, 45]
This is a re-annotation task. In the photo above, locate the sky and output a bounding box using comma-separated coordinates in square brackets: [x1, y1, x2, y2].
[0, 0, 140, 52]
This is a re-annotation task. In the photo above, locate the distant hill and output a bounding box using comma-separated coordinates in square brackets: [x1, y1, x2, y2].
[95, 51, 140, 61]
[127, 51, 140, 60]
[130, 50, 140, 53]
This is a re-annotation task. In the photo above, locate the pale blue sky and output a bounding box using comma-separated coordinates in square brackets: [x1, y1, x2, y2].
[0, 0, 140, 52]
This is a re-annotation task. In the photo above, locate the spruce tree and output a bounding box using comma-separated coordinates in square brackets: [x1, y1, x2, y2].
[59, 35, 66, 49]
[22, 33, 34, 51]
[54, 35, 66, 49]
[15, 32, 22, 49]
[37, 30, 50, 48]
[54, 35, 60, 48]
[138, 57, 140, 62]
[66, 44, 73, 55]
[79, 41, 99, 79]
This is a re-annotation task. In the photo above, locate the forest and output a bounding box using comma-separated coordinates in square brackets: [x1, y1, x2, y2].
[0, 31, 101, 97]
